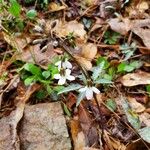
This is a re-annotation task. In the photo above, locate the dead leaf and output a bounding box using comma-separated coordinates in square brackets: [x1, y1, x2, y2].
[78, 104, 99, 147]
[132, 28, 150, 48]
[55, 20, 87, 43]
[137, 1, 149, 13]
[74, 131, 86, 150]
[128, 97, 145, 113]
[104, 130, 126, 150]
[108, 18, 150, 48]
[75, 43, 97, 70]
[17, 42, 56, 67]
[120, 71, 150, 86]
[48, 2, 66, 12]
[2, 32, 30, 52]
[139, 112, 150, 127]
[108, 18, 132, 35]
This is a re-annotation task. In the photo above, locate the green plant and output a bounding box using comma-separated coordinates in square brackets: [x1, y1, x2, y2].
[104, 31, 120, 45]
[117, 60, 142, 73]
[66, 32, 76, 48]
[91, 57, 114, 84]
[8, 0, 21, 17]
[20, 63, 59, 93]
[146, 85, 150, 96]
[26, 9, 37, 20]
[120, 42, 137, 60]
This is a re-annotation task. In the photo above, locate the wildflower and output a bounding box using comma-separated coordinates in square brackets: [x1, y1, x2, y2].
[54, 69, 75, 85]
[79, 86, 100, 100]
[55, 59, 72, 71]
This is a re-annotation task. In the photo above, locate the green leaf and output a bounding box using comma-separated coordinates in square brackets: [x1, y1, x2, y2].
[124, 65, 134, 72]
[42, 71, 50, 79]
[138, 127, 150, 143]
[96, 57, 110, 69]
[48, 64, 58, 78]
[92, 61, 105, 81]
[8, 0, 21, 17]
[24, 63, 41, 75]
[54, 86, 65, 93]
[24, 76, 35, 86]
[76, 92, 85, 107]
[95, 78, 113, 84]
[36, 90, 47, 100]
[63, 103, 71, 117]
[130, 61, 142, 69]
[58, 84, 82, 95]
[106, 99, 116, 112]
[26, 9, 37, 19]
[121, 98, 141, 130]
[146, 85, 150, 93]
[120, 42, 137, 60]
[82, 18, 92, 29]
[46, 84, 52, 94]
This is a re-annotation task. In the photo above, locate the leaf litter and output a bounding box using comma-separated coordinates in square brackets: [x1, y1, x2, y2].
[0, 0, 150, 149]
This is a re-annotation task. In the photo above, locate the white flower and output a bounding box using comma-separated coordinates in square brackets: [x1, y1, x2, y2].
[79, 86, 100, 100]
[54, 69, 75, 85]
[55, 59, 72, 71]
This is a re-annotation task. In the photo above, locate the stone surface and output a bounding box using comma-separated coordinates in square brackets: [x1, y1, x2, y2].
[0, 102, 72, 150]
[20, 103, 71, 150]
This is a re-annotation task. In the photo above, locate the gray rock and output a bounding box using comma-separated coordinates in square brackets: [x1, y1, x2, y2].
[19, 103, 72, 150]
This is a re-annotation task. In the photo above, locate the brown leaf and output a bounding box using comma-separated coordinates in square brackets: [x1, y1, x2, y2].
[120, 71, 150, 86]
[139, 112, 150, 127]
[128, 97, 145, 113]
[55, 20, 87, 42]
[75, 43, 97, 70]
[48, 2, 66, 12]
[78, 104, 99, 147]
[108, 18, 150, 48]
[132, 28, 150, 48]
[17, 42, 56, 67]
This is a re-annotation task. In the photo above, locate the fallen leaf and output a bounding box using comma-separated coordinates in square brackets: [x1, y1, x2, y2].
[132, 27, 150, 48]
[128, 97, 145, 113]
[137, 1, 149, 13]
[75, 43, 97, 70]
[78, 104, 99, 147]
[108, 18, 150, 48]
[104, 130, 126, 150]
[74, 131, 86, 150]
[55, 20, 87, 43]
[139, 112, 150, 127]
[120, 71, 150, 86]
[48, 2, 66, 12]
[17, 42, 56, 67]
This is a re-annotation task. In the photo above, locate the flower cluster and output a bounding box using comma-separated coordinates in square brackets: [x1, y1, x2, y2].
[54, 59, 75, 85]
[54, 59, 100, 100]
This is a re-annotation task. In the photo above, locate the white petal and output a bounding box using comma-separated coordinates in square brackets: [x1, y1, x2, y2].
[92, 87, 100, 94]
[65, 69, 71, 76]
[66, 75, 75, 81]
[86, 87, 93, 100]
[79, 86, 87, 92]
[55, 61, 61, 66]
[63, 60, 72, 69]
[58, 77, 66, 85]
[54, 74, 61, 79]
[55, 61, 61, 71]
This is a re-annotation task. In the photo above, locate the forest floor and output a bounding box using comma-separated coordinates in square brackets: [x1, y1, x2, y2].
[0, 0, 150, 150]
